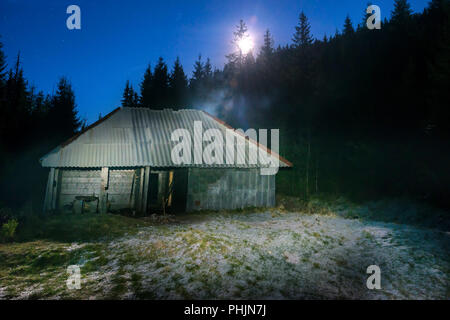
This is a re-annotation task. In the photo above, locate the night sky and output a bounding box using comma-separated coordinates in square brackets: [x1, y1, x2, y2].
[1, 0, 428, 123]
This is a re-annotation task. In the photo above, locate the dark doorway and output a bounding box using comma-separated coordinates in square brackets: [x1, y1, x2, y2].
[172, 169, 188, 212]
[147, 169, 188, 214]
[148, 173, 159, 206]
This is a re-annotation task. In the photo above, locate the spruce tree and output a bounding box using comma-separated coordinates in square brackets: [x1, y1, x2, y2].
[203, 58, 214, 93]
[0, 38, 8, 127]
[121, 81, 140, 108]
[132, 91, 139, 108]
[193, 55, 204, 81]
[151, 57, 169, 109]
[226, 20, 250, 67]
[140, 64, 152, 108]
[0, 37, 6, 86]
[121, 80, 134, 108]
[428, 0, 448, 11]
[169, 57, 188, 109]
[391, 0, 412, 24]
[204, 58, 212, 79]
[49, 77, 80, 142]
[30, 90, 52, 142]
[259, 29, 274, 62]
[3, 54, 32, 136]
[292, 11, 313, 47]
[343, 15, 355, 35]
[190, 54, 204, 90]
[12, 54, 30, 115]
[189, 55, 215, 103]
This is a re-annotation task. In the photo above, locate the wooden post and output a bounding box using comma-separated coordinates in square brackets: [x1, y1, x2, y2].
[51, 169, 60, 210]
[128, 170, 136, 210]
[142, 166, 150, 215]
[43, 168, 55, 213]
[168, 170, 174, 207]
[157, 172, 163, 207]
[99, 167, 109, 213]
[137, 168, 144, 213]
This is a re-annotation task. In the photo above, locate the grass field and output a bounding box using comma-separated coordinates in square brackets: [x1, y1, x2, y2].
[1, 198, 449, 299]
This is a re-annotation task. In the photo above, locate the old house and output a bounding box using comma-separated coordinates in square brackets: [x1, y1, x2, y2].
[40, 108, 292, 214]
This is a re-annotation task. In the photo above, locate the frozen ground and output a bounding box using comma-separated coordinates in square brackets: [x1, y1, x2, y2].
[1, 203, 449, 299]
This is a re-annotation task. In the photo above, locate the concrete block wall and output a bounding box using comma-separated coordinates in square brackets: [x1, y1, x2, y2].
[107, 169, 136, 210]
[58, 169, 101, 212]
[186, 168, 275, 212]
[57, 168, 137, 212]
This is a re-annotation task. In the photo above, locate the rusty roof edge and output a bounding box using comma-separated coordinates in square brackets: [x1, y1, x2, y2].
[201, 110, 293, 168]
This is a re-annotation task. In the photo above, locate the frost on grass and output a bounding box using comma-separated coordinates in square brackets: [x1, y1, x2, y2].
[81, 211, 449, 299]
[1, 205, 449, 300]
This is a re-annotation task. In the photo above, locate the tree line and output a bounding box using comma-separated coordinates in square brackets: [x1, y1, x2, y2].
[1, 0, 450, 213]
[120, 0, 450, 207]
[0, 44, 80, 210]
[120, 54, 216, 109]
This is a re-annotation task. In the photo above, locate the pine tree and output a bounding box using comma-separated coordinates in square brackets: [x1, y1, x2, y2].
[169, 57, 188, 109]
[259, 29, 274, 62]
[30, 90, 52, 141]
[121, 81, 140, 108]
[292, 11, 313, 48]
[428, 0, 448, 12]
[243, 51, 255, 66]
[391, 0, 412, 24]
[191, 55, 204, 87]
[3, 54, 32, 132]
[334, 28, 341, 38]
[425, 0, 450, 135]
[12, 53, 30, 114]
[140, 64, 153, 108]
[226, 20, 250, 67]
[343, 15, 355, 35]
[0, 38, 7, 86]
[132, 91, 139, 108]
[0, 38, 8, 123]
[32, 90, 45, 112]
[151, 57, 169, 109]
[121, 80, 136, 108]
[204, 58, 212, 79]
[203, 58, 213, 92]
[212, 67, 223, 86]
[49, 77, 81, 142]
[189, 55, 205, 102]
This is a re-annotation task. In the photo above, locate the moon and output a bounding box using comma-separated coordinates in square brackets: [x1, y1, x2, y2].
[238, 36, 254, 55]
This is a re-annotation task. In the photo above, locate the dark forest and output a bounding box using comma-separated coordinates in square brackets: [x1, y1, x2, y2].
[1, 0, 450, 217]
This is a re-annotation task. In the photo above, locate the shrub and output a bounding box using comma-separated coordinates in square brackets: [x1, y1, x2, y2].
[1, 219, 19, 242]
[0, 207, 13, 225]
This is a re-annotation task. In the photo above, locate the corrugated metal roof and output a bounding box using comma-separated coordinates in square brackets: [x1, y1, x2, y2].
[40, 108, 292, 168]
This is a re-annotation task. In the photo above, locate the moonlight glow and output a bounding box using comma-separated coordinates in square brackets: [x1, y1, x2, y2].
[238, 36, 254, 55]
